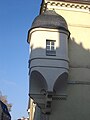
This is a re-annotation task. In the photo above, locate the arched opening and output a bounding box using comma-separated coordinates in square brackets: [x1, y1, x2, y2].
[30, 70, 48, 94]
[53, 72, 68, 95]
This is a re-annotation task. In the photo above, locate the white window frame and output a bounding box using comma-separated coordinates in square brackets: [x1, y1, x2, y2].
[46, 40, 56, 56]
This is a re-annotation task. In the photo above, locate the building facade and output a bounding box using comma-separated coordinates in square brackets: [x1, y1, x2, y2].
[0, 100, 11, 120]
[27, 0, 90, 120]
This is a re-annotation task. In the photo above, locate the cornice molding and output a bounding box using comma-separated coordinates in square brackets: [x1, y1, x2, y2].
[46, 0, 90, 5]
[41, 1, 90, 13]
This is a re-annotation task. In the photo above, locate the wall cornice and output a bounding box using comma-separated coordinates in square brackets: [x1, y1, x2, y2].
[41, 1, 90, 13]
[46, 0, 90, 5]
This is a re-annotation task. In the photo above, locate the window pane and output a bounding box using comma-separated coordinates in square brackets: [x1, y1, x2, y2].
[46, 46, 50, 50]
[46, 50, 56, 56]
[46, 41, 50, 45]
[51, 41, 54, 45]
[51, 46, 54, 50]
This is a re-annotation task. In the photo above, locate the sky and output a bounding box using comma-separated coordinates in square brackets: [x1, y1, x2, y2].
[0, 0, 42, 119]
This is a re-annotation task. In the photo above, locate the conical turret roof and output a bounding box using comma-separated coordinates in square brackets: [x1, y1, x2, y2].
[31, 10, 68, 31]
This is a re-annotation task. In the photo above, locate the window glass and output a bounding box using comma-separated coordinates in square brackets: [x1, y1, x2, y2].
[46, 40, 50, 45]
[51, 41, 54, 46]
[46, 40, 56, 56]
[46, 46, 50, 50]
[51, 46, 54, 50]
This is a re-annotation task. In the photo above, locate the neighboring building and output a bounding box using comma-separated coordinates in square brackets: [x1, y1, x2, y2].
[28, 99, 36, 120]
[27, 0, 90, 120]
[0, 100, 11, 120]
[17, 117, 29, 120]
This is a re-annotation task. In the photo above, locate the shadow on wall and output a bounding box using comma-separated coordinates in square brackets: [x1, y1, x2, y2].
[69, 37, 90, 68]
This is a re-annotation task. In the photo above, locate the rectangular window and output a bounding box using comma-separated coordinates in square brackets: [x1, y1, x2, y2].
[46, 40, 56, 56]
